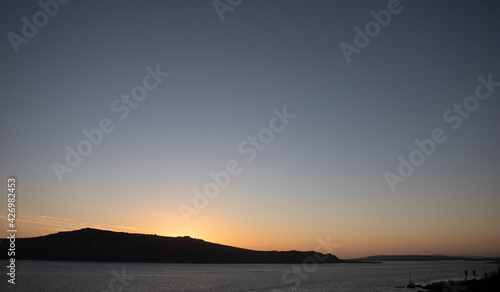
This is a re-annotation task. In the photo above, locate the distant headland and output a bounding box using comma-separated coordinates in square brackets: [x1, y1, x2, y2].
[351, 255, 500, 262]
[0, 228, 358, 264]
[2, 228, 498, 264]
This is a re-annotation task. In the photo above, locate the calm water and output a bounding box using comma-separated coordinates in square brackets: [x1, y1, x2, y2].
[0, 260, 495, 291]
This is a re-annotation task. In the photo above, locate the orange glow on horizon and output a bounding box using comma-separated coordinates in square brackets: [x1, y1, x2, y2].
[4, 214, 499, 260]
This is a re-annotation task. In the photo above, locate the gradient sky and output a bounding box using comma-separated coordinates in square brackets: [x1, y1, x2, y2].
[1, 0, 499, 259]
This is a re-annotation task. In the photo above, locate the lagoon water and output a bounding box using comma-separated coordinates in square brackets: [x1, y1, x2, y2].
[1, 260, 495, 291]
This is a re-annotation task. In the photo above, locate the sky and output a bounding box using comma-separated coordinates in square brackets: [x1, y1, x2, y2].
[0, 0, 499, 259]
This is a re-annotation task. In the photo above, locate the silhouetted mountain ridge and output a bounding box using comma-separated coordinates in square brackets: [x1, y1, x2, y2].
[0, 228, 350, 264]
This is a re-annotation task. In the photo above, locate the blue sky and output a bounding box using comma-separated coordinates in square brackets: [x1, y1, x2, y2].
[0, 0, 499, 258]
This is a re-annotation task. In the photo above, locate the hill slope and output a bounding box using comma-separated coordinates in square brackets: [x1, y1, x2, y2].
[1, 228, 344, 264]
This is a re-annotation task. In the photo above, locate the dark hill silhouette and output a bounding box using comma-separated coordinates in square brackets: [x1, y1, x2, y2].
[351, 255, 500, 262]
[0, 228, 352, 264]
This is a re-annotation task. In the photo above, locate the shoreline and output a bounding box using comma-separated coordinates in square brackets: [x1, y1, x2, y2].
[411, 265, 500, 292]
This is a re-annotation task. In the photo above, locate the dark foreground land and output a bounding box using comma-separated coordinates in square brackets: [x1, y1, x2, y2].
[1, 228, 366, 264]
[417, 266, 500, 292]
